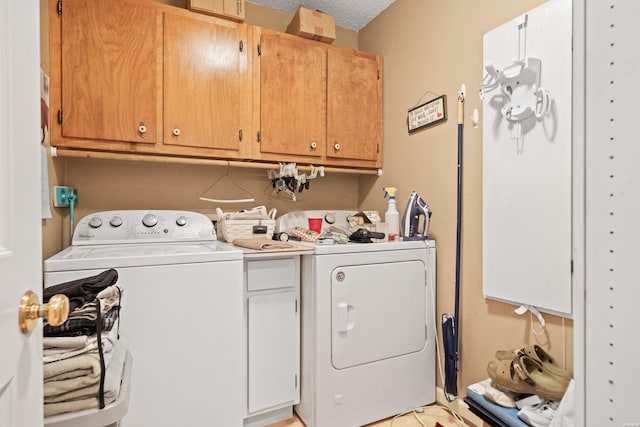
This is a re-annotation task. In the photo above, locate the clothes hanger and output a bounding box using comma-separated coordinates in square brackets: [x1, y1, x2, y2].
[199, 161, 256, 204]
[269, 177, 297, 202]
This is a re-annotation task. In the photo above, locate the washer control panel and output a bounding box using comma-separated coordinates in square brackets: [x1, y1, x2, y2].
[72, 210, 216, 245]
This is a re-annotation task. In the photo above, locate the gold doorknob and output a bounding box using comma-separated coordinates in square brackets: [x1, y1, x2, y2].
[19, 290, 69, 334]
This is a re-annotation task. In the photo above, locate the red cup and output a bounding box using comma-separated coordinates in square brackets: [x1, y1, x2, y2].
[308, 217, 323, 233]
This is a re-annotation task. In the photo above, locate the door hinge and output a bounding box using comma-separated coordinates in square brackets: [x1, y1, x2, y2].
[377, 69, 380, 80]
[57, 0, 62, 15]
[376, 143, 380, 153]
[257, 44, 262, 56]
[239, 129, 243, 141]
[239, 40, 243, 52]
[295, 299, 298, 313]
[295, 374, 298, 388]
[57, 109, 63, 124]
[571, 259, 574, 274]
[256, 131, 261, 143]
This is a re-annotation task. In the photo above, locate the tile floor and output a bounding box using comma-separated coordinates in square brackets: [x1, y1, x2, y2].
[266, 404, 471, 427]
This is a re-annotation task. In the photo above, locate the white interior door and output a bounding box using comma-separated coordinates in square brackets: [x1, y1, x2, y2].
[0, 1, 44, 426]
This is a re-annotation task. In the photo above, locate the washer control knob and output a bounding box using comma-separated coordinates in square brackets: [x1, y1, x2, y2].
[142, 213, 158, 228]
[176, 216, 187, 227]
[109, 216, 123, 228]
[324, 213, 336, 224]
[88, 216, 103, 229]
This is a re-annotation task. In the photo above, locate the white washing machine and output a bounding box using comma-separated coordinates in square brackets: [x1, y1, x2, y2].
[43, 210, 244, 427]
[276, 211, 436, 427]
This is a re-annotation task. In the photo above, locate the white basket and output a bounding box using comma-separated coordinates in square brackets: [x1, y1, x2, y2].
[216, 208, 276, 243]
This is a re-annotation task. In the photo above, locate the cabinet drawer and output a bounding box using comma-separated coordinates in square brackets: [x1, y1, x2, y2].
[246, 258, 297, 291]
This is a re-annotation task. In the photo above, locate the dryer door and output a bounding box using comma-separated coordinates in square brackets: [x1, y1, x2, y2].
[331, 260, 426, 369]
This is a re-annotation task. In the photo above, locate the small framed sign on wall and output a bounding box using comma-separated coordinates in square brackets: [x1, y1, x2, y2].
[407, 95, 447, 133]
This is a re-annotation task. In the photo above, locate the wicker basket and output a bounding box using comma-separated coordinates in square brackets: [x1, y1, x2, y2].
[216, 208, 276, 243]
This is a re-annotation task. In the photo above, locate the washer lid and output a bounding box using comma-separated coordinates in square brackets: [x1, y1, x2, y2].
[44, 241, 242, 272]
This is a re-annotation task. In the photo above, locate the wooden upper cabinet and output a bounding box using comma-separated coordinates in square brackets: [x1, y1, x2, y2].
[254, 27, 383, 169]
[327, 49, 382, 166]
[163, 13, 251, 158]
[256, 29, 326, 160]
[50, 0, 382, 171]
[59, 0, 162, 145]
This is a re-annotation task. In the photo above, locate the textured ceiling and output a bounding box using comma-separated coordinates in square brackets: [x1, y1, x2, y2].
[247, 0, 395, 31]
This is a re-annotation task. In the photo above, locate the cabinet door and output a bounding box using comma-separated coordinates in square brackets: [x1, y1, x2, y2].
[247, 291, 297, 414]
[164, 13, 251, 157]
[60, 0, 161, 144]
[257, 30, 325, 159]
[327, 49, 382, 166]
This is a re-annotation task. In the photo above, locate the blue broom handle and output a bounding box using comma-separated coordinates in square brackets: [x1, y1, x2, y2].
[454, 92, 464, 362]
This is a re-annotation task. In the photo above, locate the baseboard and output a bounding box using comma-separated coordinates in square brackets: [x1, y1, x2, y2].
[243, 406, 293, 427]
[435, 386, 485, 427]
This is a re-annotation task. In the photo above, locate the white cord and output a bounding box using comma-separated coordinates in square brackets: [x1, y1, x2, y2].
[561, 316, 567, 369]
[385, 245, 466, 427]
[389, 405, 466, 427]
[529, 310, 546, 336]
[427, 246, 465, 424]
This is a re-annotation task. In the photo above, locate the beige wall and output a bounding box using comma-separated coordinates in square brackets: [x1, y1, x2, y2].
[41, 0, 574, 402]
[357, 0, 574, 395]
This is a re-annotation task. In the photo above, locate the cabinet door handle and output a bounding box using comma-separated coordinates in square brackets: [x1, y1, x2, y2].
[336, 302, 354, 333]
[334, 143, 341, 151]
[172, 128, 181, 137]
[310, 141, 317, 149]
[138, 123, 147, 136]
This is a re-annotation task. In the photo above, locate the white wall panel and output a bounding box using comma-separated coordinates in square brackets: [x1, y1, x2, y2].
[584, 0, 640, 424]
[482, 0, 573, 316]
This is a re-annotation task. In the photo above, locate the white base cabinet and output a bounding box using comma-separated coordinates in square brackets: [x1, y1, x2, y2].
[243, 254, 301, 427]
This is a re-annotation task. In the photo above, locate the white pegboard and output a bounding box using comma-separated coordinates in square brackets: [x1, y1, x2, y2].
[584, 0, 640, 425]
[482, 0, 573, 316]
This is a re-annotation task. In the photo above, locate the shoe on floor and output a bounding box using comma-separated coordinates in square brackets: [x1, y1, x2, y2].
[487, 354, 568, 401]
[483, 382, 518, 408]
[495, 345, 572, 381]
[518, 400, 559, 427]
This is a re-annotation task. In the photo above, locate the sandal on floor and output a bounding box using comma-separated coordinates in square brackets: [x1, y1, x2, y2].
[487, 354, 569, 401]
[495, 345, 572, 381]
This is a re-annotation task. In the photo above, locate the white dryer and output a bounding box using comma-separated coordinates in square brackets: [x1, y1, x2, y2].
[43, 210, 244, 427]
[276, 211, 436, 427]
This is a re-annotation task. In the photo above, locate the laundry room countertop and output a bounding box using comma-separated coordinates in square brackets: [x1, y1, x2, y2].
[218, 238, 313, 257]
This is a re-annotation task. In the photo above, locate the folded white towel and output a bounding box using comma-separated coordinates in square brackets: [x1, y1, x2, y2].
[43, 339, 129, 416]
[43, 320, 118, 363]
[44, 353, 101, 382]
[44, 354, 101, 398]
[44, 397, 99, 418]
[43, 335, 90, 349]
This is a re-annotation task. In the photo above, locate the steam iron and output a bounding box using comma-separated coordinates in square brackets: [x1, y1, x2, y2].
[401, 191, 431, 240]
